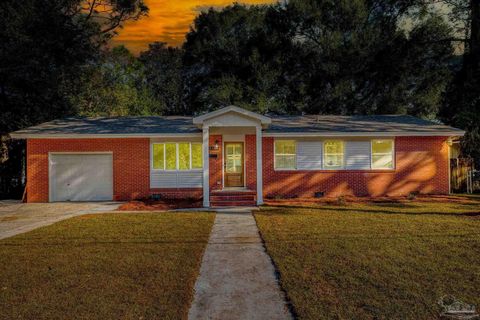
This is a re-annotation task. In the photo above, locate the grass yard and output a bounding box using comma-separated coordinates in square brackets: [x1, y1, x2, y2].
[255, 198, 480, 320]
[0, 212, 215, 320]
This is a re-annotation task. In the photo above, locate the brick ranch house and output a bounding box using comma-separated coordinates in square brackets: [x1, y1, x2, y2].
[10, 106, 465, 207]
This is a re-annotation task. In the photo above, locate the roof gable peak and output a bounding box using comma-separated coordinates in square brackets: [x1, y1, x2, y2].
[192, 105, 271, 127]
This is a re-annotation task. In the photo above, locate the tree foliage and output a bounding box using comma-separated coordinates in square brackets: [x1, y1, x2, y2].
[0, 0, 149, 197]
[182, 1, 454, 118]
[71, 46, 163, 116]
[139, 42, 185, 115]
[0, 0, 149, 135]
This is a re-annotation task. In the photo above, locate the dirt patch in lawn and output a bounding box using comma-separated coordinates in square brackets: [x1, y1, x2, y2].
[118, 198, 203, 211]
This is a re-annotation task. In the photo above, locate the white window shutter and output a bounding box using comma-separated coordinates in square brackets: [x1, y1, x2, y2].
[345, 141, 371, 169]
[297, 141, 323, 170]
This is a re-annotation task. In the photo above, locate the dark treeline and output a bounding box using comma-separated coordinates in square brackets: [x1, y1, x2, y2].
[1, 0, 479, 197]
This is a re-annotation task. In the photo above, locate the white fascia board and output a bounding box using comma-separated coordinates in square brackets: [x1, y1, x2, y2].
[9, 133, 202, 139]
[263, 131, 465, 137]
[193, 105, 271, 125]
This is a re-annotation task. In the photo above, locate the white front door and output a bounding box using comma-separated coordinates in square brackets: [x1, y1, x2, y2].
[49, 154, 113, 202]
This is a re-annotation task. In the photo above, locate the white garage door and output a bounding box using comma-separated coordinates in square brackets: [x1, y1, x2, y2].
[49, 154, 113, 202]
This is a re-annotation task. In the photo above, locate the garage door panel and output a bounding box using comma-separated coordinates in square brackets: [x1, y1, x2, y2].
[50, 154, 113, 202]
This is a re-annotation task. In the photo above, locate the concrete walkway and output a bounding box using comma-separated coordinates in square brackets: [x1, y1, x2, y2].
[188, 211, 293, 320]
[0, 201, 121, 240]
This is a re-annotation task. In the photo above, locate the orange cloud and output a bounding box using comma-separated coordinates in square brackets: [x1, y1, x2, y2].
[112, 0, 275, 54]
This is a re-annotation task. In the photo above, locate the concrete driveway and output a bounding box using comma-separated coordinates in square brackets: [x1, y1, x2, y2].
[0, 201, 121, 240]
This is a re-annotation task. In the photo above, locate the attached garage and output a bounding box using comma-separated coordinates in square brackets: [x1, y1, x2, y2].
[49, 153, 113, 202]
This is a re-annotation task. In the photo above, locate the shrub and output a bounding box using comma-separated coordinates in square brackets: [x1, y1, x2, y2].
[407, 191, 419, 200]
[337, 195, 346, 206]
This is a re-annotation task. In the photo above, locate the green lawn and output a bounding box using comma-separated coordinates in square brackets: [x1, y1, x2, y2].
[0, 212, 215, 320]
[256, 199, 480, 320]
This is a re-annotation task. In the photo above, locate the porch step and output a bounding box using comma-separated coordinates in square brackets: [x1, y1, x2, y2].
[210, 200, 257, 207]
[210, 190, 257, 207]
[210, 195, 255, 202]
[211, 190, 256, 196]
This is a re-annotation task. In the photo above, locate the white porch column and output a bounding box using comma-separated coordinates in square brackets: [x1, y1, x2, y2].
[256, 125, 263, 205]
[202, 126, 210, 207]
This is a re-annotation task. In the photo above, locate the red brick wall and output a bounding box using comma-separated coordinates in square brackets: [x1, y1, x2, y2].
[27, 138, 151, 202]
[26, 135, 450, 203]
[150, 188, 203, 200]
[245, 134, 257, 191]
[262, 136, 450, 198]
[209, 135, 223, 191]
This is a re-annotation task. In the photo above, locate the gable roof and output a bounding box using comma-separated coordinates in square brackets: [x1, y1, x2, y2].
[9, 112, 464, 139]
[193, 105, 271, 126]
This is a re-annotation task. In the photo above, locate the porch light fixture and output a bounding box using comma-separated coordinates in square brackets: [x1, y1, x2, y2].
[214, 139, 219, 150]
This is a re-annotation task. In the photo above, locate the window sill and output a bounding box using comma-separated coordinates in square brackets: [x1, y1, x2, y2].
[273, 169, 396, 173]
[151, 169, 203, 172]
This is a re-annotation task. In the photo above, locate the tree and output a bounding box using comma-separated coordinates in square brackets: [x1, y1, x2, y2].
[268, 0, 454, 117]
[183, 4, 290, 114]
[71, 46, 163, 116]
[0, 0, 148, 198]
[67, 0, 148, 36]
[437, 0, 480, 165]
[182, 1, 455, 117]
[0, 0, 149, 137]
[139, 42, 185, 115]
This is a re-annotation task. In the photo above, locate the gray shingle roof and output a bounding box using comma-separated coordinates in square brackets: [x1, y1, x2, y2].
[10, 114, 464, 138]
[268, 115, 464, 135]
[10, 116, 199, 136]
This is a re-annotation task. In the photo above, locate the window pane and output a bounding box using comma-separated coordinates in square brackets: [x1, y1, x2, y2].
[284, 155, 296, 169]
[165, 143, 177, 170]
[372, 155, 393, 169]
[276, 155, 296, 169]
[276, 156, 285, 169]
[178, 143, 190, 170]
[275, 141, 284, 154]
[372, 140, 393, 154]
[191, 143, 202, 169]
[325, 141, 343, 154]
[324, 141, 344, 168]
[325, 155, 343, 167]
[372, 140, 393, 169]
[284, 142, 296, 154]
[275, 140, 296, 169]
[153, 144, 164, 169]
[275, 140, 296, 155]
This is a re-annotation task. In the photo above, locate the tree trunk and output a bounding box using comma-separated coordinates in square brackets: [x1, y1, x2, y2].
[466, 0, 480, 78]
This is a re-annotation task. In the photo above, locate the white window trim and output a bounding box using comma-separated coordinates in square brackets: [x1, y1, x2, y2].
[274, 140, 297, 170]
[151, 142, 203, 172]
[370, 139, 395, 170]
[323, 140, 345, 170]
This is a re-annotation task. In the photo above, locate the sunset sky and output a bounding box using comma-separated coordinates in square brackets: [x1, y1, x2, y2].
[112, 0, 275, 54]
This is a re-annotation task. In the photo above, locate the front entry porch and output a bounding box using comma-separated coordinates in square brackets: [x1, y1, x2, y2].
[192, 106, 271, 207]
[206, 131, 258, 207]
